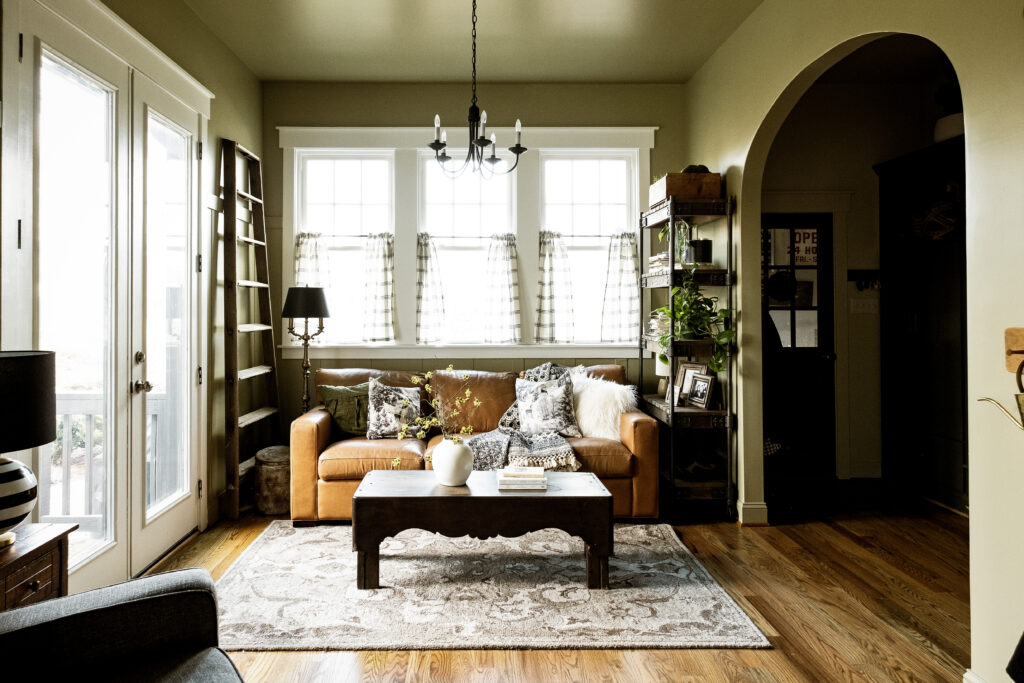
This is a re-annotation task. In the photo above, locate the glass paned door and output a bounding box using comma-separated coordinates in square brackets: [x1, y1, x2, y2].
[130, 73, 201, 575]
[36, 49, 125, 574]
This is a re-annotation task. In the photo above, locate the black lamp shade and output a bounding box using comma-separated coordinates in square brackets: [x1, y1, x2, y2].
[282, 286, 330, 319]
[0, 351, 56, 452]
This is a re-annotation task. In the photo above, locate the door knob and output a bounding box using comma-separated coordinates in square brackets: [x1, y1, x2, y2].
[135, 350, 146, 363]
[134, 380, 154, 393]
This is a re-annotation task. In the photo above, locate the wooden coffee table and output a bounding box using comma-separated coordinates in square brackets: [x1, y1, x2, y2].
[352, 470, 613, 590]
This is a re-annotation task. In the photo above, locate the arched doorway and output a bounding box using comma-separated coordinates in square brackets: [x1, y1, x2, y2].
[756, 35, 966, 520]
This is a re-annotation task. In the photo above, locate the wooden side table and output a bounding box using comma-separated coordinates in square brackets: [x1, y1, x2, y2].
[0, 523, 77, 611]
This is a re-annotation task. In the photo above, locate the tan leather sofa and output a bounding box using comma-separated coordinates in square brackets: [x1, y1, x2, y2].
[290, 364, 658, 522]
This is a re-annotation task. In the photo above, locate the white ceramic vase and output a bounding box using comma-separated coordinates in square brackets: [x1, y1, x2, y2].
[432, 438, 473, 486]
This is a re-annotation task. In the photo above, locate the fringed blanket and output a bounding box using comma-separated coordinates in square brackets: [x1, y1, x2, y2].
[467, 362, 582, 472]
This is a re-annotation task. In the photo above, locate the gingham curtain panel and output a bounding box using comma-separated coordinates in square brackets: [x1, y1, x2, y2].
[363, 232, 396, 342]
[535, 231, 574, 344]
[600, 232, 640, 343]
[416, 232, 446, 344]
[294, 231, 328, 286]
[484, 233, 522, 344]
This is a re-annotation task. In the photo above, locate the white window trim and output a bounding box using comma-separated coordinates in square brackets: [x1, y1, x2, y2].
[279, 126, 655, 358]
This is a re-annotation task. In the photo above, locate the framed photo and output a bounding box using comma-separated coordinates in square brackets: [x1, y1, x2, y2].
[673, 362, 707, 406]
[688, 373, 715, 409]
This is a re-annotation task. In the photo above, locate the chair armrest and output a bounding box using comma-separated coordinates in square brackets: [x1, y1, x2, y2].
[0, 568, 218, 664]
[291, 407, 333, 520]
[620, 410, 659, 518]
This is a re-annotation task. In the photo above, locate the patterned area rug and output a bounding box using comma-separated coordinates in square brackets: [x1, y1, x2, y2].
[215, 521, 769, 651]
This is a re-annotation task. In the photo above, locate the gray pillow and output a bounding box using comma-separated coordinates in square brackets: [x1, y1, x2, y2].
[515, 374, 582, 437]
[319, 383, 370, 435]
[367, 378, 421, 439]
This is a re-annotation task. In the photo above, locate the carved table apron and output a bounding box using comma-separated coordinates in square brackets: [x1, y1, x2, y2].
[352, 470, 614, 590]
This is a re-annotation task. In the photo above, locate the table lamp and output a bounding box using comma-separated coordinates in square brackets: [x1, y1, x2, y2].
[282, 286, 330, 414]
[0, 350, 56, 547]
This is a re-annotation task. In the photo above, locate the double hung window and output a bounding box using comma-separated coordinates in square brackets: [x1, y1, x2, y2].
[297, 152, 393, 343]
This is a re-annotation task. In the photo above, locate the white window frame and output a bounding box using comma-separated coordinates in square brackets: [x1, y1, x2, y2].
[279, 126, 655, 359]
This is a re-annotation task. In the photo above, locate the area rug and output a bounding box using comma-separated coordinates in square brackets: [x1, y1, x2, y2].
[215, 521, 769, 651]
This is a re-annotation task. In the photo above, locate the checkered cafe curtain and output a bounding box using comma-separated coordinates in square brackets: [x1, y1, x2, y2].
[484, 233, 522, 344]
[535, 231, 574, 343]
[363, 233, 395, 342]
[416, 232, 446, 344]
[600, 232, 640, 343]
[294, 231, 328, 286]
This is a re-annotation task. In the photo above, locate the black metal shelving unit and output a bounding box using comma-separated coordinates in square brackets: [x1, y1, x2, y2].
[637, 194, 736, 517]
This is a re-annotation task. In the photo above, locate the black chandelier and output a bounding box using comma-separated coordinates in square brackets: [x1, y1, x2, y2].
[429, 0, 526, 178]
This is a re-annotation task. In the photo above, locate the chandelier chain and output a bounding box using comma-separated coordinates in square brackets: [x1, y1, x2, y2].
[471, 0, 477, 105]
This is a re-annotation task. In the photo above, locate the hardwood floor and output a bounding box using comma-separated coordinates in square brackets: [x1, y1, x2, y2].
[151, 506, 969, 682]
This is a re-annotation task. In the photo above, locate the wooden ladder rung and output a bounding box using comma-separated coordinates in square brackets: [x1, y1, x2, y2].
[237, 189, 264, 205]
[236, 279, 269, 289]
[238, 406, 278, 428]
[236, 235, 266, 247]
[237, 323, 272, 333]
[236, 143, 260, 162]
[237, 364, 273, 381]
[238, 456, 257, 478]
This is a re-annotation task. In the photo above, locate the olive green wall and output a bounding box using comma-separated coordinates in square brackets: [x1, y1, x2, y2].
[100, 0, 263, 524]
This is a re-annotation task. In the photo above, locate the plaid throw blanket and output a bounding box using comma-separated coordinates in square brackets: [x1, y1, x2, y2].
[467, 362, 582, 472]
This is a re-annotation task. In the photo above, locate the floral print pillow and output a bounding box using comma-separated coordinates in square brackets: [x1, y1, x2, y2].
[367, 379, 421, 440]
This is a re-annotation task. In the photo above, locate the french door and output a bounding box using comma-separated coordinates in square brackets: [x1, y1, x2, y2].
[3, 0, 206, 590]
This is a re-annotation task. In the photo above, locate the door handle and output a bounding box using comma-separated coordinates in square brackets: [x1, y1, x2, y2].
[134, 379, 154, 394]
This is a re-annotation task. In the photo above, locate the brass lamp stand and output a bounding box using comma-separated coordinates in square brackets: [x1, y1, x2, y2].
[282, 286, 330, 414]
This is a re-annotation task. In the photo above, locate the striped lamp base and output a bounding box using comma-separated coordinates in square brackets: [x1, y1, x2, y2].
[0, 457, 38, 546]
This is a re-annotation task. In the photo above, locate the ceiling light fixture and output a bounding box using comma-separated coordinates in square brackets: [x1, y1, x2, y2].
[429, 0, 526, 178]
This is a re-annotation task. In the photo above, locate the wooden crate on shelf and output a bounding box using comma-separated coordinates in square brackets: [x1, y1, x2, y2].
[649, 172, 722, 207]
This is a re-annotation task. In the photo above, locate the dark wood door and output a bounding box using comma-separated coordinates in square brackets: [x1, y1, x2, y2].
[761, 213, 837, 516]
[875, 138, 967, 512]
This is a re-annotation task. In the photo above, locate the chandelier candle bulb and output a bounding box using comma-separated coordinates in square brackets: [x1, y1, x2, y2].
[441, 129, 447, 144]
[515, 119, 522, 145]
[481, 110, 487, 138]
[434, 114, 440, 141]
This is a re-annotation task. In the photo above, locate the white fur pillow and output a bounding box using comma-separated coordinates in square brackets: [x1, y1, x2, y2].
[571, 375, 637, 440]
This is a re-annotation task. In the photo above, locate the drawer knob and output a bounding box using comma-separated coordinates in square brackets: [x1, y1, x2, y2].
[27, 580, 40, 592]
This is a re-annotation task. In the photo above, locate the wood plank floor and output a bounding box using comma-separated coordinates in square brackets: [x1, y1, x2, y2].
[151, 506, 969, 682]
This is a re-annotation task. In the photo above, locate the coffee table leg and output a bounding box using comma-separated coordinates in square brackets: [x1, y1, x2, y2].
[357, 548, 379, 589]
[585, 544, 609, 589]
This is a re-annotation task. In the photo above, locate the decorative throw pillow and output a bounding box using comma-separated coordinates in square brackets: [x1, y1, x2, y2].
[571, 374, 637, 440]
[367, 379, 421, 440]
[515, 374, 582, 437]
[498, 400, 520, 432]
[522, 361, 585, 382]
[319, 383, 371, 435]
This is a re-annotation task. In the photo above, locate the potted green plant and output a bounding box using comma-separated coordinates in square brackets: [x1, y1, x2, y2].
[653, 268, 734, 373]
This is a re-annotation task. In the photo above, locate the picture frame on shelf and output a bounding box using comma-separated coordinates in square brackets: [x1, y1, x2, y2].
[688, 373, 715, 409]
[674, 362, 708, 406]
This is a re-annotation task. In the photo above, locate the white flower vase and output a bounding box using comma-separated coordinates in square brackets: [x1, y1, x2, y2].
[432, 438, 473, 486]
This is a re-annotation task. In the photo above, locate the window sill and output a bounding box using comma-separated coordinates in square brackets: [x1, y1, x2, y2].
[279, 343, 639, 360]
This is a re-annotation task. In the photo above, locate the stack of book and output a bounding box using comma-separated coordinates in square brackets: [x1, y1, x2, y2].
[648, 251, 670, 276]
[496, 466, 547, 490]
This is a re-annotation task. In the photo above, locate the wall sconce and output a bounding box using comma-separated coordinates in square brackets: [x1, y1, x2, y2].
[977, 327, 1024, 430]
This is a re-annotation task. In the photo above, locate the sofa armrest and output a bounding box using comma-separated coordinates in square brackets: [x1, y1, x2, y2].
[0, 568, 218, 665]
[291, 407, 333, 521]
[620, 410, 659, 518]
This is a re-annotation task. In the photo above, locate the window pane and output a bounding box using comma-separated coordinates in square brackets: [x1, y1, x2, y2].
[37, 52, 116, 565]
[565, 247, 608, 343]
[333, 160, 361, 204]
[306, 159, 334, 203]
[143, 112, 191, 517]
[572, 160, 599, 204]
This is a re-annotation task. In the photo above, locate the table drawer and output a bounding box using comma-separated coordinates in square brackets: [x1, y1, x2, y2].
[4, 549, 58, 609]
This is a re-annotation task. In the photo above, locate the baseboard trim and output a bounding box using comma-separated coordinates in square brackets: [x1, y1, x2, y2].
[963, 668, 986, 683]
[737, 501, 769, 525]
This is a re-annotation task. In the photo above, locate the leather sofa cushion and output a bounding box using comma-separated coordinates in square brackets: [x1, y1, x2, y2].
[430, 369, 517, 434]
[318, 437, 425, 480]
[567, 437, 634, 477]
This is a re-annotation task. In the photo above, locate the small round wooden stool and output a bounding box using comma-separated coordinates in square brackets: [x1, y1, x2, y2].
[255, 445, 290, 515]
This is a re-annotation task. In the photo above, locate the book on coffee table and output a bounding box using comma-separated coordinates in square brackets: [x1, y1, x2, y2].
[499, 466, 545, 478]
[498, 480, 547, 490]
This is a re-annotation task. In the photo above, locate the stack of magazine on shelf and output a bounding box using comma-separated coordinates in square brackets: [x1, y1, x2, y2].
[496, 466, 547, 490]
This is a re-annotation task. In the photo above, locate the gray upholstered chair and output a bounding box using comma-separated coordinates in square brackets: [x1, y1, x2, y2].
[0, 568, 241, 681]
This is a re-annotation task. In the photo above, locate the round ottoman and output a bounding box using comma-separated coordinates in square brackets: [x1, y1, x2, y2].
[255, 445, 290, 515]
